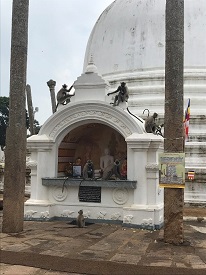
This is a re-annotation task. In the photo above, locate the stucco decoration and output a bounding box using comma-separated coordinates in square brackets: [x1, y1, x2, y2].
[84, 211, 91, 219]
[24, 210, 37, 219]
[112, 188, 129, 205]
[123, 215, 133, 224]
[142, 218, 153, 227]
[111, 213, 121, 220]
[40, 211, 49, 219]
[97, 211, 107, 219]
[145, 163, 159, 171]
[61, 210, 75, 218]
[38, 101, 144, 142]
[52, 186, 68, 202]
[26, 160, 37, 169]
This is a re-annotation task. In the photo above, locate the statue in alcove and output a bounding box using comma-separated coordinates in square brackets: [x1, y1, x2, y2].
[120, 158, 127, 180]
[100, 148, 114, 176]
[64, 162, 73, 177]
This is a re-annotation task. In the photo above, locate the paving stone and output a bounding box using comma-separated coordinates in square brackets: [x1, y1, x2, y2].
[1, 243, 30, 252]
[110, 253, 142, 264]
[40, 249, 70, 257]
[191, 264, 206, 269]
[78, 249, 110, 260]
[149, 260, 172, 267]
[1, 264, 39, 274]
[1, 219, 206, 274]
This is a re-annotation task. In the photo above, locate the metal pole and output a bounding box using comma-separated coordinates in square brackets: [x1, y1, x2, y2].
[164, 0, 184, 244]
[2, 0, 29, 233]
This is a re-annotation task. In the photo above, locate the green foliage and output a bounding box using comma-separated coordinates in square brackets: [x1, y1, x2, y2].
[0, 96, 41, 150]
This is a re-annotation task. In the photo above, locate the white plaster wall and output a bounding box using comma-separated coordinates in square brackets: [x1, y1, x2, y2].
[84, 0, 206, 75]
[83, 0, 206, 141]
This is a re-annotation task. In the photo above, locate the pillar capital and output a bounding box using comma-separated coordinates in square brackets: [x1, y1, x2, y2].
[47, 79, 56, 88]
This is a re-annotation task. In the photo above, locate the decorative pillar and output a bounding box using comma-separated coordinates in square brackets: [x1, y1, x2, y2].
[47, 79, 56, 114]
[26, 84, 35, 135]
[126, 136, 150, 205]
[25, 136, 56, 206]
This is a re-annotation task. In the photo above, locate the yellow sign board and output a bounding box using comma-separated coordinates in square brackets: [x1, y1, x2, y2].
[159, 153, 185, 188]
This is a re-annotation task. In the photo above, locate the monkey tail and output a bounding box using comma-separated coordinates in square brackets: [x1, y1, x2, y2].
[127, 107, 144, 123]
[55, 103, 59, 112]
[143, 108, 150, 116]
[62, 176, 69, 193]
[78, 179, 84, 199]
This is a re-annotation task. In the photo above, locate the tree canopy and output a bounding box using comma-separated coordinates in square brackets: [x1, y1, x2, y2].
[0, 96, 40, 150]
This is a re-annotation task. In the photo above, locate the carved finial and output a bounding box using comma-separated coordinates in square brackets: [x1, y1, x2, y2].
[85, 54, 98, 74]
[47, 79, 56, 88]
[88, 54, 94, 65]
[47, 79, 56, 113]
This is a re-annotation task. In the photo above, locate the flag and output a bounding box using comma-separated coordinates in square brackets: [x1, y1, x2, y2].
[184, 98, 190, 141]
[188, 171, 195, 180]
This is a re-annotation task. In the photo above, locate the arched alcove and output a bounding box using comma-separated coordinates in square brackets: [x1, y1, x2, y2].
[57, 123, 127, 177]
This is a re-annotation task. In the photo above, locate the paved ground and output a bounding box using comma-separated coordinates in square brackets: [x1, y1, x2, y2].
[1, 207, 206, 275]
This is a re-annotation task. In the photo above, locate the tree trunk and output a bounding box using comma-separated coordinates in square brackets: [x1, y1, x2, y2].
[2, 0, 29, 233]
[164, 0, 184, 244]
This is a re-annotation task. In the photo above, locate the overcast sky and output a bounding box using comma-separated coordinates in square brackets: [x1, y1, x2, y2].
[0, 0, 114, 125]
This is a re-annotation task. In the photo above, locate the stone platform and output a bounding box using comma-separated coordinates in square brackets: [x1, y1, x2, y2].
[0, 207, 206, 275]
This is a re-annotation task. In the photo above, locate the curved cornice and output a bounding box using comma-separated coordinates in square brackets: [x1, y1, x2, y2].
[39, 101, 144, 141]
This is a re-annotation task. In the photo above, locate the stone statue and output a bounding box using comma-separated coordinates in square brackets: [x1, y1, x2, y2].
[107, 82, 129, 106]
[100, 148, 114, 172]
[120, 158, 127, 179]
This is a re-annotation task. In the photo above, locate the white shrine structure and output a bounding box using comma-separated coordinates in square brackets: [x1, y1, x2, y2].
[25, 0, 206, 227]
[25, 62, 164, 229]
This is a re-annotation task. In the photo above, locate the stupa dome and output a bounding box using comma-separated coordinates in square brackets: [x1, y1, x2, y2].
[84, 0, 206, 78]
[82, 0, 206, 189]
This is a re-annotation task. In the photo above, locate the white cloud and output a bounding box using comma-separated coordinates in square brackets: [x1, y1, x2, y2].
[0, 0, 114, 125]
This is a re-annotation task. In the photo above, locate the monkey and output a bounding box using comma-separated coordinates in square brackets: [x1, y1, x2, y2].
[107, 82, 129, 106]
[145, 112, 158, 133]
[76, 210, 85, 228]
[102, 159, 122, 180]
[55, 84, 74, 111]
[82, 160, 94, 180]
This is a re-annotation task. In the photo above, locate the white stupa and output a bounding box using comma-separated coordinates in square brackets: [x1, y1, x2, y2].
[84, 0, 206, 123]
[83, 0, 206, 201]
